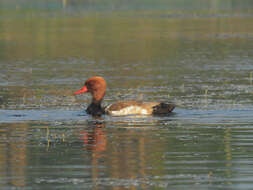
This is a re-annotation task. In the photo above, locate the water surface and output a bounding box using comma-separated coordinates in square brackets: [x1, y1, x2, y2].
[1, 1, 253, 189]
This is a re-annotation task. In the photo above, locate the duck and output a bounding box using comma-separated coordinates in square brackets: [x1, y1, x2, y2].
[74, 76, 175, 116]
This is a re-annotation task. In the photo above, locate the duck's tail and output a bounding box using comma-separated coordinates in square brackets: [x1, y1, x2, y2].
[152, 102, 175, 115]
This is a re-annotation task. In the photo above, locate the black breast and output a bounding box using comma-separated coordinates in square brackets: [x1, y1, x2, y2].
[86, 102, 105, 116]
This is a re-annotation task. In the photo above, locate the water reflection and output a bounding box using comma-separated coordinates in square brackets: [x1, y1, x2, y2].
[224, 128, 232, 181]
[2, 0, 253, 11]
[0, 116, 253, 189]
[1, 9, 253, 110]
[0, 123, 28, 189]
[80, 121, 106, 153]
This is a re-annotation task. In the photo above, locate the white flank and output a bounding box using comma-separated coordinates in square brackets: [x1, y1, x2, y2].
[107, 106, 148, 116]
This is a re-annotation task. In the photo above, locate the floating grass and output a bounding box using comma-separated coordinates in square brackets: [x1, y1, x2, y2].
[205, 89, 208, 96]
[204, 89, 208, 105]
[250, 71, 253, 85]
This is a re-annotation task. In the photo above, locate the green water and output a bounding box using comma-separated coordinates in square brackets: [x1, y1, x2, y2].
[1, 1, 253, 189]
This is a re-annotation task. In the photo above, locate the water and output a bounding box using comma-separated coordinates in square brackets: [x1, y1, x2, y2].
[1, 0, 253, 189]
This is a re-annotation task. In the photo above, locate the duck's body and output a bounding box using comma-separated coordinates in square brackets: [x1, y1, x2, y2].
[74, 76, 175, 117]
[105, 101, 174, 116]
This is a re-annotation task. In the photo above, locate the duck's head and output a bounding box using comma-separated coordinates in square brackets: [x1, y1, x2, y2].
[74, 76, 106, 102]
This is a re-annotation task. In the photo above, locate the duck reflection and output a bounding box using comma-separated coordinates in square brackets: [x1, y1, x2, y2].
[80, 120, 106, 153]
[79, 118, 151, 189]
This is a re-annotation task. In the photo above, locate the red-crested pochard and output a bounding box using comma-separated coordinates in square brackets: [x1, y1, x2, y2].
[74, 76, 175, 116]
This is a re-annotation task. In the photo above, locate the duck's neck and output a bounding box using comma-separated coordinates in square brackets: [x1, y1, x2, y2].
[86, 100, 105, 116]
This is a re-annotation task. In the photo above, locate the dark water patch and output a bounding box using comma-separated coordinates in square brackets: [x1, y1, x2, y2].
[0, 109, 88, 123]
[1, 108, 253, 126]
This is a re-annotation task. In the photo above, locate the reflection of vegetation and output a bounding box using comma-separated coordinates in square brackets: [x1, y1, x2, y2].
[1, 10, 253, 62]
[0, 118, 253, 188]
[1, 0, 253, 11]
[1, 2, 253, 109]
[0, 123, 28, 189]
